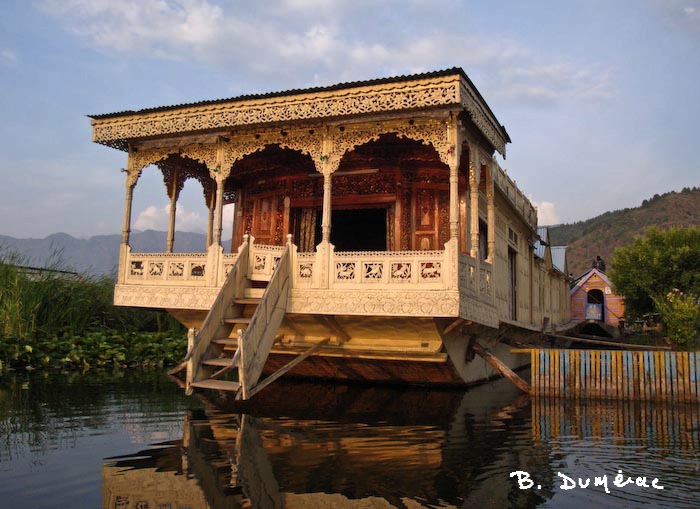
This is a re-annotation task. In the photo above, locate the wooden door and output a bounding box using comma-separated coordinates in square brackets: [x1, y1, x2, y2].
[251, 193, 285, 245]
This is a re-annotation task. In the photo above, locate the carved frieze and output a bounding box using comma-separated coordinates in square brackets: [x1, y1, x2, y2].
[288, 288, 460, 317]
[114, 284, 219, 309]
[94, 77, 461, 146]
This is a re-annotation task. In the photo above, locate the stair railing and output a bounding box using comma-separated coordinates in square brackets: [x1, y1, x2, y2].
[239, 235, 293, 399]
[185, 235, 250, 395]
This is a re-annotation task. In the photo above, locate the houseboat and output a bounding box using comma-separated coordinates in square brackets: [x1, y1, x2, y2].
[89, 68, 570, 398]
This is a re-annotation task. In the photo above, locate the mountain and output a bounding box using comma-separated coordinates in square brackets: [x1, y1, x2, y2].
[3, 187, 699, 278]
[549, 187, 700, 277]
[0, 230, 217, 276]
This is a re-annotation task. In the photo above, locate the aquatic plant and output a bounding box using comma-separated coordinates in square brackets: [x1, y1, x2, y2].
[0, 249, 186, 371]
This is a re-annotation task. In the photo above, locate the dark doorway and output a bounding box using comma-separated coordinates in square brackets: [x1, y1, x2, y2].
[508, 247, 517, 320]
[586, 289, 605, 322]
[331, 208, 387, 252]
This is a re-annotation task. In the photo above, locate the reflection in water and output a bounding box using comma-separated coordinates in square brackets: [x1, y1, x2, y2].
[531, 398, 700, 509]
[2, 371, 698, 508]
[102, 380, 700, 509]
[103, 380, 546, 509]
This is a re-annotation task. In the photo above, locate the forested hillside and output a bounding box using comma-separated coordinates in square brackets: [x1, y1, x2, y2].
[549, 187, 700, 277]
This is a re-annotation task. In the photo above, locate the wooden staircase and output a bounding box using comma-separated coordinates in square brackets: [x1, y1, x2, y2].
[185, 236, 293, 399]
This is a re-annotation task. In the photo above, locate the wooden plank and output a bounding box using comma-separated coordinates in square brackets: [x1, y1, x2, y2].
[637, 351, 643, 401]
[690, 353, 698, 403]
[691, 352, 700, 403]
[190, 379, 241, 392]
[685, 352, 693, 404]
[660, 352, 667, 403]
[246, 338, 331, 399]
[644, 351, 652, 402]
[473, 342, 531, 394]
[202, 357, 237, 367]
[546, 333, 670, 350]
[678, 352, 686, 404]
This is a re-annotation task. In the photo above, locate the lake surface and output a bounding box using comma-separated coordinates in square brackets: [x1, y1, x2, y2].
[0, 370, 699, 508]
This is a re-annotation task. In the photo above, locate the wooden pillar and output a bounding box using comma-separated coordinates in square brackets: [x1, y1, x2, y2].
[321, 170, 332, 243]
[206, 191, 215, 247]
[121, 173, 136, 246]
[213, 176, 225, 246]
[469, 152, 481, 258]
[166, 169, 178, 253]
[486, 161, 496, 263]
[449, 161, 459, 240]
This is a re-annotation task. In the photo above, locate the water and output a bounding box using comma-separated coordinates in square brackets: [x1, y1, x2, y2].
[0, 370, 699, 508]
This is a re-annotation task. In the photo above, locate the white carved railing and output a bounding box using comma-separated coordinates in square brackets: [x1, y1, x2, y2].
[458, 253, 493, 299]
[125, 252, 209, 285]
[293, 252, 317, 287]
[239, 237, 292, 399]
[124, 250, 241, 287]
[248, 243, 286, 280]
[492, 162, 537, 228]
[331, 249, 448, 289]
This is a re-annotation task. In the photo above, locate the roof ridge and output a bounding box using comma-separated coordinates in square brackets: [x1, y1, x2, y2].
[89, 67, 467, 120]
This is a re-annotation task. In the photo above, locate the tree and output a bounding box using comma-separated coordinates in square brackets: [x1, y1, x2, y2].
[609, 227, 700, 317]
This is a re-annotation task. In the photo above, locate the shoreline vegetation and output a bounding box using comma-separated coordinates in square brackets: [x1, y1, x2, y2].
[0, 250, 186, 372]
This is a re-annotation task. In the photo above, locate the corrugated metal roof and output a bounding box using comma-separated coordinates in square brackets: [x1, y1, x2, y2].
[87, 67, 510, 142]
[534, 226, 549, 259]
[551, 246, 567, 274]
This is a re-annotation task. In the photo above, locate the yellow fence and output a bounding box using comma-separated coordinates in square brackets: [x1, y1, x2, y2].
[531, 349, 700, 403]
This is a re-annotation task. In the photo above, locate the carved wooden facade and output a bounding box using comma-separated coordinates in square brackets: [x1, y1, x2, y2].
[91, 68, 569, 387]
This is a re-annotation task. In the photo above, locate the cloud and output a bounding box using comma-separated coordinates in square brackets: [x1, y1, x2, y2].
[133, 202, 235, 235]
[652, 0, 700, 35]
[134, 204, 207, 232]
[1, 48, 18, 67]
[530, 200, 560, 226]
[36, 0, 612, 107]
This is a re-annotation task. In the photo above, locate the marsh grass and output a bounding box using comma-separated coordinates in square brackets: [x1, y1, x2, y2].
[0, 249, 185, 370]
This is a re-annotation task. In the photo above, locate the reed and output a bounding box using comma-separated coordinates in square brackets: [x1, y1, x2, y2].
[0, 249, 182, 338]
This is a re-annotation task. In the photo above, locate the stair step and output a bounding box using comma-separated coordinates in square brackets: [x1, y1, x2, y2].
[243, 288, 265, 298]
[190, 379, 241, 392]
[222, 317, 251, 325]
[234, 298, 260, 305]
[202, 357, 237, 367]
[212, 338, 238, 346]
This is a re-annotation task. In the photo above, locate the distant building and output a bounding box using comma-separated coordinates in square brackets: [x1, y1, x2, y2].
[570, 265, 625, 327]
[533, 227, 570, 327]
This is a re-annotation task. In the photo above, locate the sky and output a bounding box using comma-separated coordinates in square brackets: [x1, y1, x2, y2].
[0, 0, 698, 239]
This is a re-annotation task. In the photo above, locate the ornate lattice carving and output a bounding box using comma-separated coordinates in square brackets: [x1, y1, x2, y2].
[420, 262, 441, 280]
[93, 77, 461, 146]
[221, 125, 325, 177]
[291, 178, 322, 198]
[179, 143, 219, 176]
[332, 173, 396, 196]
[391, 262, 412, 282]
[335, 262, 356, 281]
[363, 262, 384, 281]
[299, 263, 313, 279]
[459, 82, 506, 155]
[325, 119, 453, 174]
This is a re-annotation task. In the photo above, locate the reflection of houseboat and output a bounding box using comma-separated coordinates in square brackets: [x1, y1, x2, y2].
[103, 381, 546, 509]
[89, 68, 570, 397]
